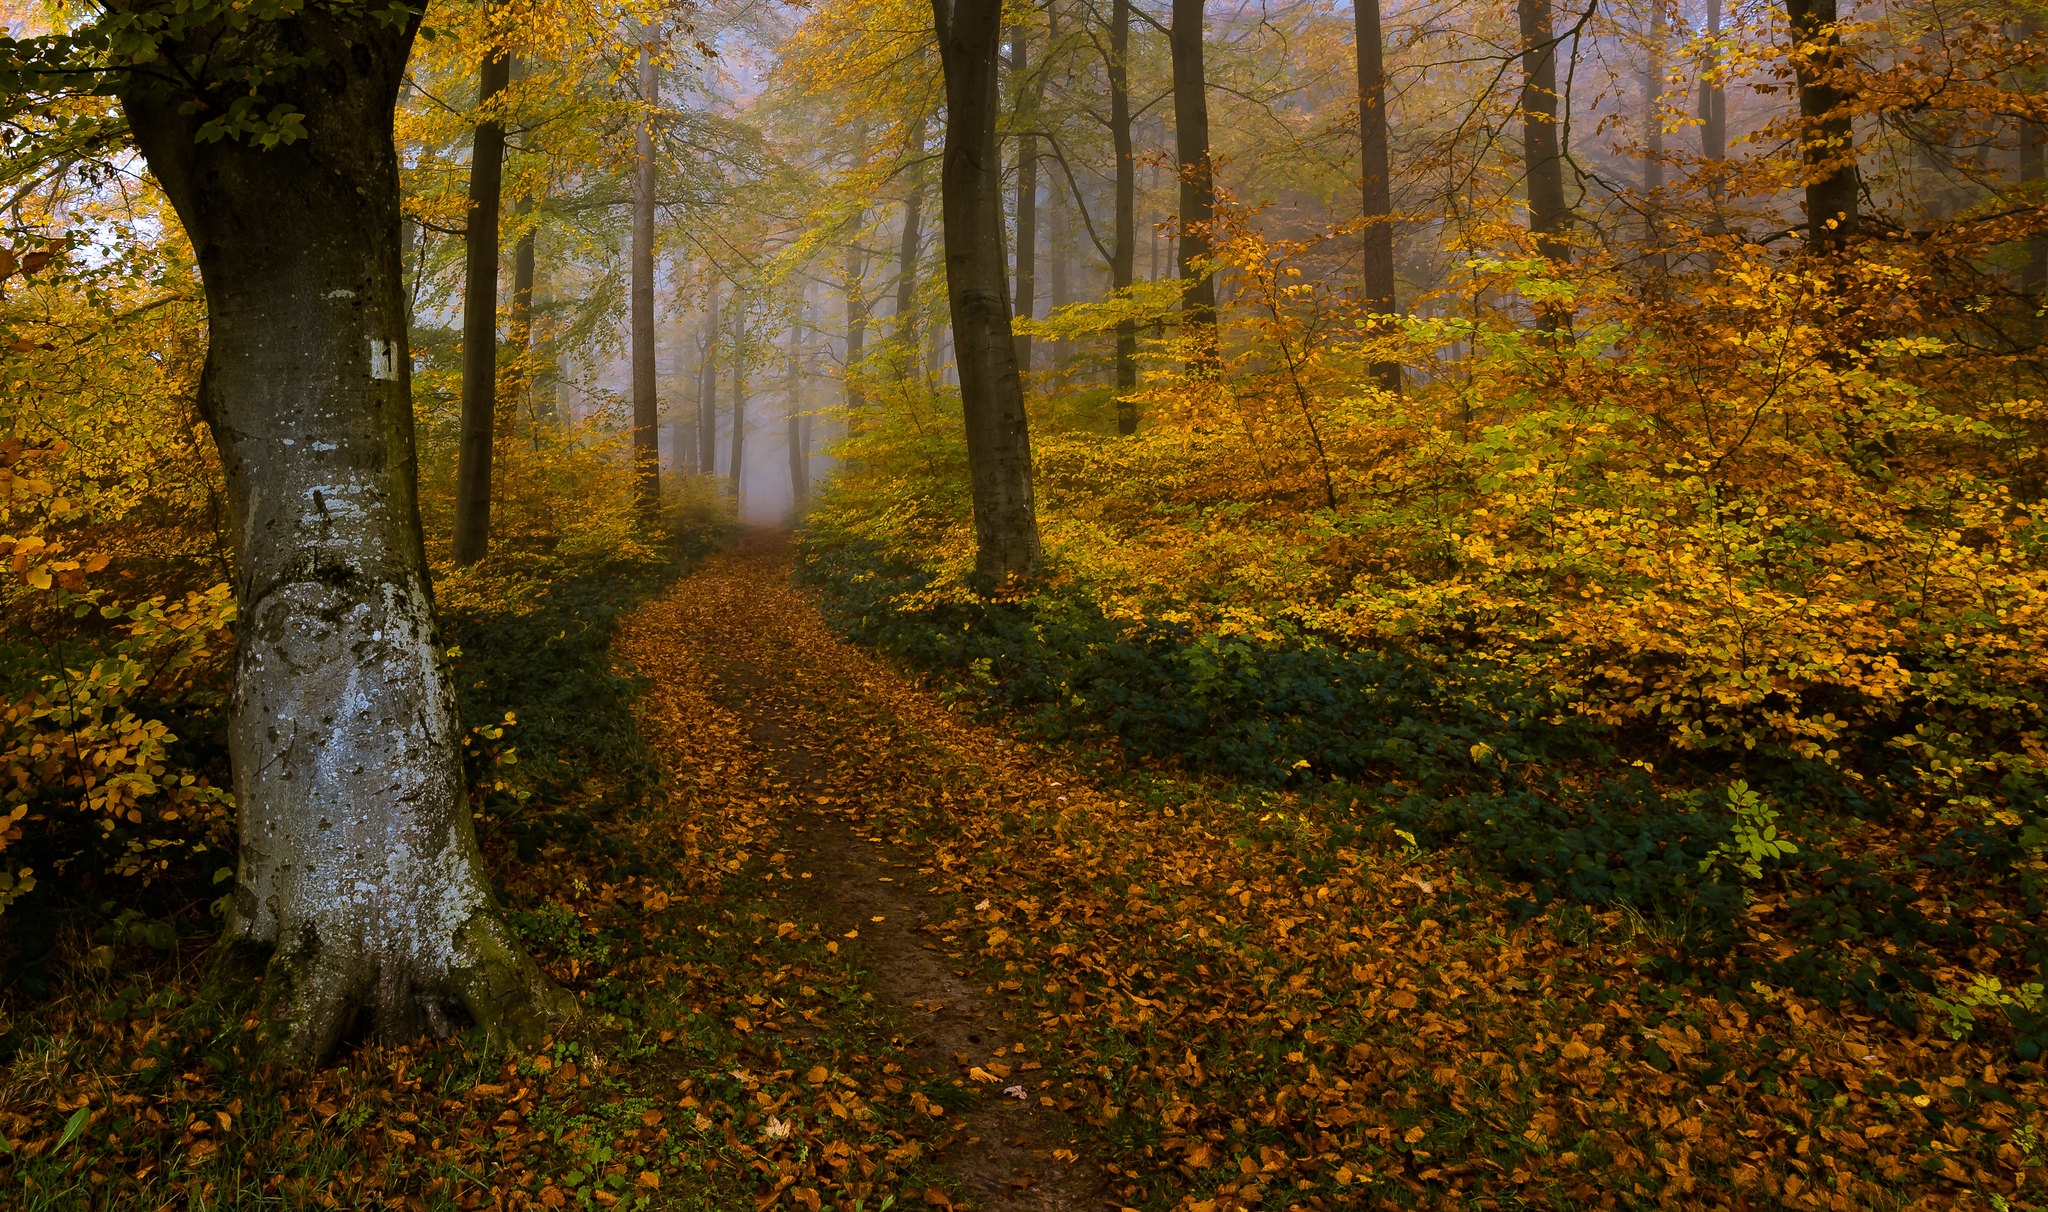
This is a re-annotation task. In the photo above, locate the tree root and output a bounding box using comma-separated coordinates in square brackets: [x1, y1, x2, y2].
[239, 906, 576, 1068]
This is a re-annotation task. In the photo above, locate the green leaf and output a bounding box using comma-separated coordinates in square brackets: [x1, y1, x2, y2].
[55, 1105, 89, 1151]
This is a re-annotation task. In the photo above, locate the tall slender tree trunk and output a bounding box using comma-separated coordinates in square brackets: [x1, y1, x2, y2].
[1355, 0, 1399, 393]
[1109, 0, 1138, 432]
[1643, 7, 1667, 272]
[1518, 0, 1569, 261]
[1785, 0, 1856, 250]
[1643, 9, 1665, 195]
[1148, 156, 1161, 283]
[510, 192, 540, 441]
[672, 354, 697, 474]
[699, 283, 719, 476]
[1172, 0, 1217, 352]
[672, 274, 697, 475]
[631, 24, 661, 515]
[1518, 0, 1571, 332]
[844, 246, 869, 410]
[120, 8, 567, 1066]
[1011, 23, 1040, 373]
[728, 311, 747, 504]
[2022, 19, 2046, 300]
[1049, 190, 1071, 365]
[788, 303, 808, 511]
[452, 51, 511, 566]
[1699, 0, 1726, 212]
[896, 114, 927, 356]
[933, 0, 1042, 577]
[1646, 9, 1662, 196]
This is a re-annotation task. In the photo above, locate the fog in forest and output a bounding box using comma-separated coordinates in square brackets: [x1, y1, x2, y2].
[403, 0, 1958, 529]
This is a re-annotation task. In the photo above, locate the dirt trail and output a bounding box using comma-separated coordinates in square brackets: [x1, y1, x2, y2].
[626, 529, 1103, 1211]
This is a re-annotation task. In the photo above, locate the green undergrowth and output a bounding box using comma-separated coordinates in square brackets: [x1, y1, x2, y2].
[0, 787, 945, 1211]
[0, 517, 753, 1209]
[440, 551, 688, 875]
[797, 528, 2048, 1060]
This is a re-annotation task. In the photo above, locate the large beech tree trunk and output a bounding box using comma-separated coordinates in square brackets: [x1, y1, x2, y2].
[1785, 0, 1856, 250]
[933, 0, 1042, 577]
[631, 25, 662, 514]
[120, 9, 569, 1066]
[452, 51, 510, 566]
[1109, 0, 1138, 432]
[1354, 0, 1399, 393]
[1171, 0, 1216, 342]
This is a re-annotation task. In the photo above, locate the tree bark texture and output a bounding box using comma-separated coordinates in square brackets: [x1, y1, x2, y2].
[1172, 0, 1217, 347]
[1110, 0, 1138, 432]
[452, 51, 510, 567]
[1517, 0, 1569, 264]
[119, 9, 569, 1066]
[631, 25, 662, 514]
[1354, 0, 1399, 393]
[699, 283, 720, 475]
[934, 0, 1042, 577]
[1011, 24, 1039, 373]
[1785, 0, 1856, 250]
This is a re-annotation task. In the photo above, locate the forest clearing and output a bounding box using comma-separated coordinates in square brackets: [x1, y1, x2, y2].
[3, 0, 2048, 1208]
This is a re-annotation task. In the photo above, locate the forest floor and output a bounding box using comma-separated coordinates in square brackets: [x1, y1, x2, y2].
[606, 529, 2039, 1212]
[1, 528, 2037, 1211]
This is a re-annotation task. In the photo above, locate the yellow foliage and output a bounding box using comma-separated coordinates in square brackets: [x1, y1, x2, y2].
[820, 208, 2048, 813]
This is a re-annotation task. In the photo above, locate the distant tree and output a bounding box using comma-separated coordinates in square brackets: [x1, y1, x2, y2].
[1786, 0, 1856, 250]
[1172, 0, 1216, 354]
[1517, 0, 1570, 329]
[631, 22, 662, 515]
[1354, 0, 1399, 392]
[1109, 0, 1139, 431]
[453, 47, 511, 566]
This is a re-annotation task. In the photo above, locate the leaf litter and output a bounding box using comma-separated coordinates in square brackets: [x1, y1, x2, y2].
[0, 527, 2038, 1211]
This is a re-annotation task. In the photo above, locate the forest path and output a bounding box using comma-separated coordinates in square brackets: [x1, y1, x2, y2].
[620, 528, 1104, 1212]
